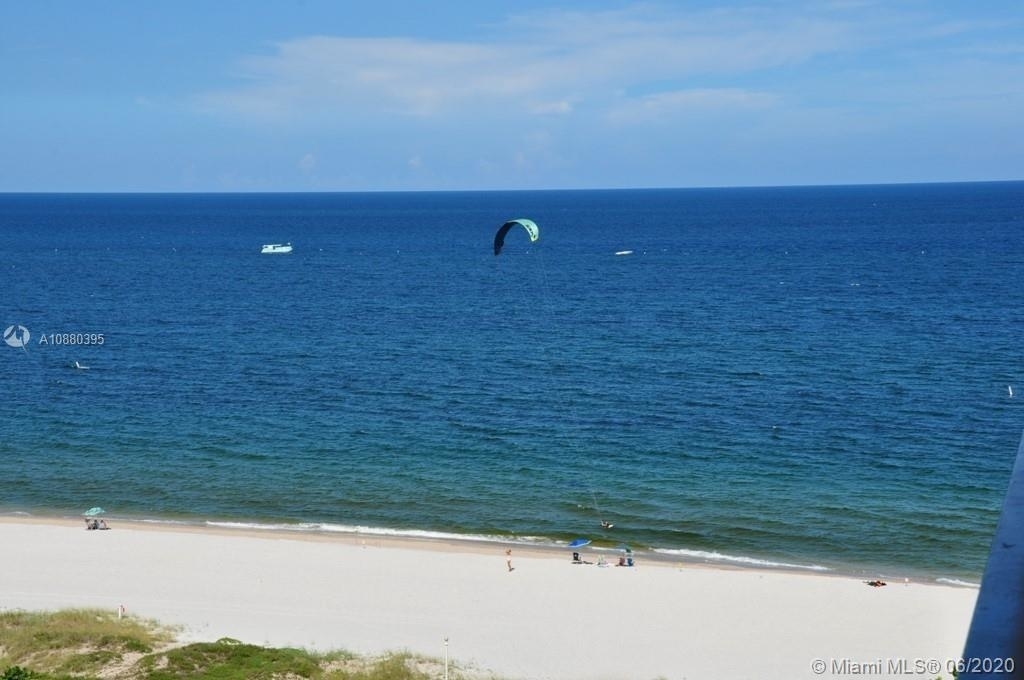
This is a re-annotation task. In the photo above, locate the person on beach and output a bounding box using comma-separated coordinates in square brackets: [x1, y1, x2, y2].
[506, 548, 514, 572]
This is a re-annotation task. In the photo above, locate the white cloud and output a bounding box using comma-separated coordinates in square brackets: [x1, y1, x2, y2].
[530, 100, 573, 115]
[198, 35, 551, 120]
[184, 2, 1023, 189]
[607, 88, 779, 124]
[193, 5, 866, 125]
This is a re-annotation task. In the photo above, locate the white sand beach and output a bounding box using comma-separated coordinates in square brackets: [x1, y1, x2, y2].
[0, 517, 977, 680]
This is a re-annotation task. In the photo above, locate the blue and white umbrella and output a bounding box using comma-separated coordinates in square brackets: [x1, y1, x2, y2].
[568, 538, 591, 549]
[83, 507, 106, 517]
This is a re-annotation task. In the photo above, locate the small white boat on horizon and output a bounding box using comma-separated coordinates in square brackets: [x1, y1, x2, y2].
[261, 243, 293, 254]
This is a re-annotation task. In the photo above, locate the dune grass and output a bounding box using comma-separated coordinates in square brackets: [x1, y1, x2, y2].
[0, 610, 478, 680]
[0, 609, 171, 678]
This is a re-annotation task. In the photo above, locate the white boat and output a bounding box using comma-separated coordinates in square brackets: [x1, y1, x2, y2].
[261, 243, 293, 254]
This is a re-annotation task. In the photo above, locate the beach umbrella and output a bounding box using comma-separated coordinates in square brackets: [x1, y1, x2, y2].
[568, 537, 591, 563]
[83, 507, 105, 516]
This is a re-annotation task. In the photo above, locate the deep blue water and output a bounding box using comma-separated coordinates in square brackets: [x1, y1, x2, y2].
[2, 183, 1022, 581]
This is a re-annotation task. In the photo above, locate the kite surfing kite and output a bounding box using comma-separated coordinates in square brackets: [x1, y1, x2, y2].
[493, 218, 539, 255]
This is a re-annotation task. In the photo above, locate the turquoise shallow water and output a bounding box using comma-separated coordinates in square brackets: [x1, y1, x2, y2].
[1, 184, 1022, 582]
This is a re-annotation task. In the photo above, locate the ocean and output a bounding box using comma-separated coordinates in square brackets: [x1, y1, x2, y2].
[1, 183, 1022, 583]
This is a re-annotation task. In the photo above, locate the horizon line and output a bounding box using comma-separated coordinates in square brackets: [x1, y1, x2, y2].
[1, 178, 1022, 196]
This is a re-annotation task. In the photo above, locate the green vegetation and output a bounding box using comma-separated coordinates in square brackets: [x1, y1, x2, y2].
[0, 609, 170, 679]
[0, 610, 479, 680]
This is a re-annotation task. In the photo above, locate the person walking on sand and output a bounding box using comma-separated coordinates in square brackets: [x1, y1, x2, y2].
[506, 548, 514, 572]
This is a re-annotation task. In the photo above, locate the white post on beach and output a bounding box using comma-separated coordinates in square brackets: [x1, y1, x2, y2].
[443, 636, 449, 680]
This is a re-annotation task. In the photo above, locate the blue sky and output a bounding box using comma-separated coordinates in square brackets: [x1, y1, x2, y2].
[2, 1, 1021, 192]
